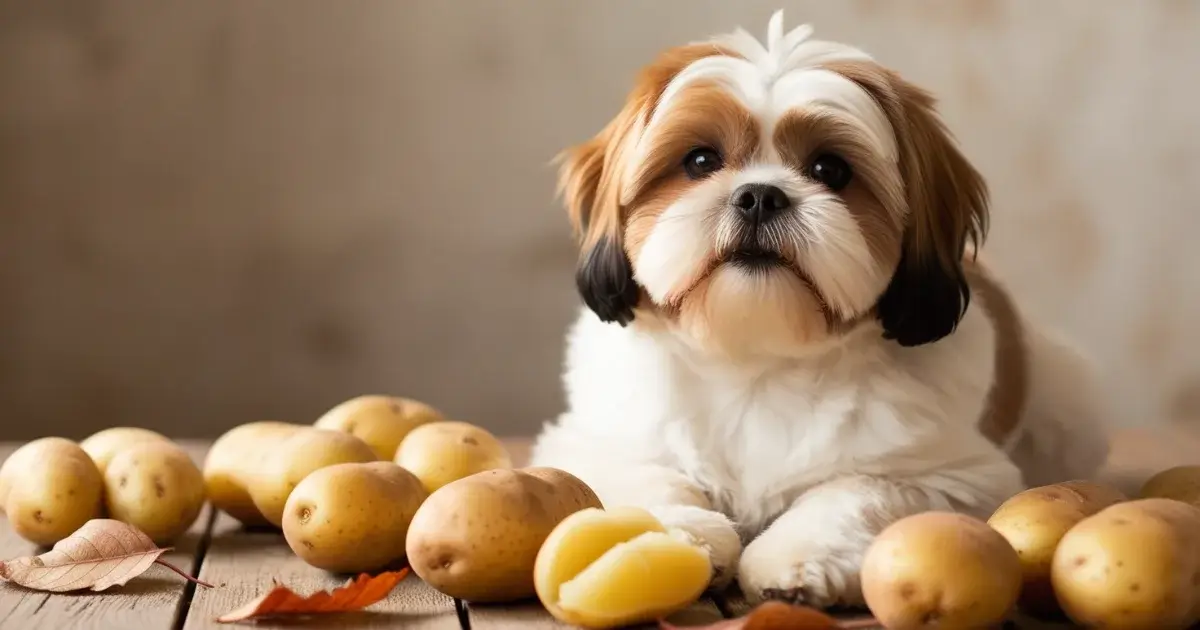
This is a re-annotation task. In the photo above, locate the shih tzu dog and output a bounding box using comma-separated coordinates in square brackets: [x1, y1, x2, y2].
[530, 11, 1109, 608]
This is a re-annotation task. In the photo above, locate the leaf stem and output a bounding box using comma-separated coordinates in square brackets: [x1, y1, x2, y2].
[154, 558, 214, 588]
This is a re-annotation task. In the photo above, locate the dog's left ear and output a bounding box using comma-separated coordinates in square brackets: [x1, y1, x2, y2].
[556, 113, 641, 327]
[830, 63, 989, 347]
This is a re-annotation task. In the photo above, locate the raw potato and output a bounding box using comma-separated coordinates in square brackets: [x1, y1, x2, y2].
[394, 421, 512, 493]
[203, 421, 303, 526]
[283, 461, 428, 573]
[1051, 498, 1200, 630]
[314, 394, 444, 460]
[406, 466, 602, 602]
[1140, 465, 1200, 508]
[104, 441, 206, 544]
[534, 506, 711, 629]
[248, 428, 378, 527]
[861, 511, 1022, 630]
[79, 426, 172, 475]
[1, 438, 104, 546]
[987, 480, 1127, 616]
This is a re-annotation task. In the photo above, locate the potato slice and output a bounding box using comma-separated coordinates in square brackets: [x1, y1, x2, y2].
[534, 507, 710, 629]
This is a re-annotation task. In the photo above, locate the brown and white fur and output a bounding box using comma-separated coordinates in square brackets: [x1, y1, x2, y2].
[530, 11, 1109, 608]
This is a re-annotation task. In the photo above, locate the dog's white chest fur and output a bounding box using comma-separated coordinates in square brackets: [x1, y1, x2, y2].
[536, 305, 1003, 536]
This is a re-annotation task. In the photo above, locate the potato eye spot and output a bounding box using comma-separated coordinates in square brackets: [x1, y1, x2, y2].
[461, 436, 478, 446]
[119, 476, 128, 489]
[1073, 556, 1088, 567]
[301, 540, 314, 550]
[298, 507, 313, 524]
[1129, 583, 1140, 592]
[33, 510, 44, 523]
[153, 477, 166, 499]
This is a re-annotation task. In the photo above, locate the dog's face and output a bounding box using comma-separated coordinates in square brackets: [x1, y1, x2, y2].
[560, 13, 988, 357]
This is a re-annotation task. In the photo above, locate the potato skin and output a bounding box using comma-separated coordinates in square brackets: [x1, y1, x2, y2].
[248, 428, 378, 527]
[104, 441, 206, 544]
[203, 421, 302, 526]
[406, 467, 602, 602]
[314, 395, 444, 460]
[394, 421, 512, 493]
[2, 438, 105, 546]
[1140, 465, 1200, 508]
[1051, 498, 1200, 630]
[862, 511, 1022, 630]
[79, 427, 172, 476]
[283, 462, 428, 573]
[987, 480, 1127, 616]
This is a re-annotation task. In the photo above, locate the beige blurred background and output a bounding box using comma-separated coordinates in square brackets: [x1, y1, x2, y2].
[1, 1, 1197, 441]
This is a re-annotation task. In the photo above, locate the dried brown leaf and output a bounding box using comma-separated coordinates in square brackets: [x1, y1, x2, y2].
[0, 518, 209, 593]
[215, 569, 409, 623]
[661, 601, 880, 630]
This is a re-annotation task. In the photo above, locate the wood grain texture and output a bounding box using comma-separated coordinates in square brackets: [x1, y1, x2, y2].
[0, 440, 214, 630]
[182, 512, 460, 630]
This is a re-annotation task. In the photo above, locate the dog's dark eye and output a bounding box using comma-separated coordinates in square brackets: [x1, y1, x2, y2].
[809, 154, 853, 191]
[683, 147, 724, 179]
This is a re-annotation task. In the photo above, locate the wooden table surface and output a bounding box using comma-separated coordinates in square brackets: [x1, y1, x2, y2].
[1, 428, 1198, 630]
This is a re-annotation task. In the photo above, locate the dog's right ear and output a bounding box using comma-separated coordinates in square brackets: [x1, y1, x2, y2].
[556, 116, 640, 326]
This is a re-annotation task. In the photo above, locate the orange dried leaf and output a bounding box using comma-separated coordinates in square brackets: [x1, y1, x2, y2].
[661, 601, 879, 630]
[216, 569, 409, 623]
[0, 518, 206, 593]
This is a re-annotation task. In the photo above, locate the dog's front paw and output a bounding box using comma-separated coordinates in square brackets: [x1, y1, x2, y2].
[737, 529, 865, 609]
[647, 505, 742, 589]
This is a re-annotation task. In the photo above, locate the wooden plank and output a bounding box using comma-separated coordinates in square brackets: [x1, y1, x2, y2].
[0, 440, 215, 630]
[182, 511, 461, 630]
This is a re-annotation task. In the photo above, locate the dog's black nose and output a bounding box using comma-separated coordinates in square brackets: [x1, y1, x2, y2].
[732, 183, 791, 222]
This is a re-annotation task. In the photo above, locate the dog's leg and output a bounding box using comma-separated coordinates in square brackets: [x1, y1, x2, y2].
[737, 459, 1022, 608]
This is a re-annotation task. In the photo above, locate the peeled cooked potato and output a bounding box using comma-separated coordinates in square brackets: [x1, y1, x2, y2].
[203, 421, 303, 526]
[406, 466, 602, 602]
[534, 506, 710, 629]
[79, 426, 172, 475]
[1051, 498, 1200, 630]
[861, 511, 1022, 630]
[314, 394, 444, 460]
[394, 421, 511, 493]
[1, 438, 104, 546]
[987, 480, 1127, 616]
[104, 441, 206, 544]
[283, 461, 428, 573]
[1140, 465, 1200, 508]
[248, 428, 378, 527]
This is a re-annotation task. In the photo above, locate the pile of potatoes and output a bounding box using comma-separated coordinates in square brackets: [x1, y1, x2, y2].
[859, 469, 1200, 630]
[0, 428, 205, 546]
[203, 395, 706, 627]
